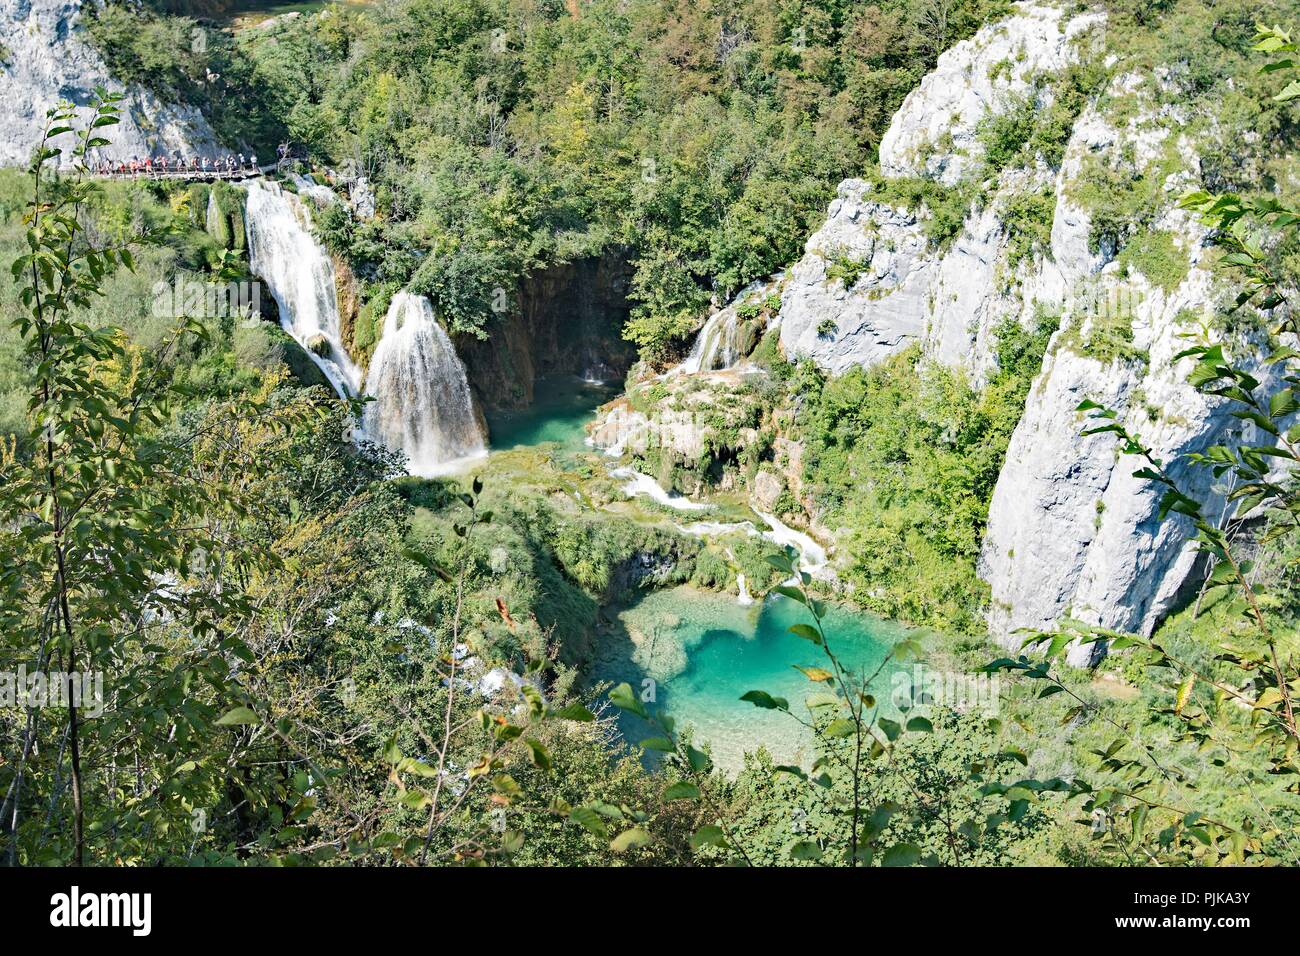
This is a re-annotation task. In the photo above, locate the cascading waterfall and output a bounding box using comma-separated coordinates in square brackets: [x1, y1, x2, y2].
[757, 511, 829, 579]
[244, 179, 362, 400]
[677, 514, 833, 584]
[679, 308, 742, 374]
[289, 172, 339, 208]
[608, 466, 711, 511]
[363, 291, 487, 476]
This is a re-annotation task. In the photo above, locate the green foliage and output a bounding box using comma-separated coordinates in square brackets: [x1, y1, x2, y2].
[826, 252, 871, 289]
[1058, 298, 1149, 367]
[870, 175, 982, 248]
[0, 100, 325, 864]
[142, 0, 1010, 358]
[977, 93, 1039, 173]
[1116, 229, 1190, 293]
[1001, 187, 1056, 270]
[82, 3, 208, 101]
[799, 313, 1055, 634]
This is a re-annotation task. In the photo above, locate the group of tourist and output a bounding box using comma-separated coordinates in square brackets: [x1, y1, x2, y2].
[94, 152, 260, 179]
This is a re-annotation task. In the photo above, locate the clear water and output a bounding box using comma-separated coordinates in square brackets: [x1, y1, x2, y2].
[485, 376, 620, 454]
[481, 379, 905, 773]
[590, 586, 910, 774]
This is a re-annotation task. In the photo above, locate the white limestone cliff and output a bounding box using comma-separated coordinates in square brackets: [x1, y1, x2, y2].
[638, 2, 1279, 662]
[878, 3, 1106, 185]
[0, 0, 221, 167]
[779, 3, 1106, 382]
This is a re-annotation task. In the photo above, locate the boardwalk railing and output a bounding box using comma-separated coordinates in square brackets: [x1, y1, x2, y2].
[89, 163, 278, 183]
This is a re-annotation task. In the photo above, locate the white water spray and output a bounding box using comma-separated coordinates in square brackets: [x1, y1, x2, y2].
[680, 308, 744, 374]
[363, 292, 487, 476]
[244, 179, 362, 399]
[757, 511, 829, 579]
[609, 467, 712, 511]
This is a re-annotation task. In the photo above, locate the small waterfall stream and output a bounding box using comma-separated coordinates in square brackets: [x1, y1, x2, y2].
[244, 179, 362, 399]
[363, 292, 487, 476]
[679, 308, 742, 374]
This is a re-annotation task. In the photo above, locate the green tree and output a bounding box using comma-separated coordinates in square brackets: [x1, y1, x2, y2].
[0, 96, 318, 865]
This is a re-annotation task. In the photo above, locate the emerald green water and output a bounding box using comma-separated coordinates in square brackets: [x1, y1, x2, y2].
[485, 376, 620, 454]
[591, 586, 909, 773]
[483, 378, 906, 772]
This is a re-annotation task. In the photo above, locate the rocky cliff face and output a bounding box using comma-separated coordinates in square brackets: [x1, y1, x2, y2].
[600, 1, 1282, 662]
[778, 4, 1107, 381]
[0, 0, 220, 166]
[878, 4, 1106, 186]
[461, 254, 635, 410]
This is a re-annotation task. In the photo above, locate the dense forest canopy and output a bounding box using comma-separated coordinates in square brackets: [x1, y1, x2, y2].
[87, 0, 1015, 356]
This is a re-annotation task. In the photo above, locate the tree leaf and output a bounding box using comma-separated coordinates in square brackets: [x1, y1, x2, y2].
[663, 781, 701, 801]
[882, 843, 921, 867]
[610, 827, 652, 852]
[215, 706, 258, 726]
[690, 825, 726, 850]
[741, 690, 789, 711]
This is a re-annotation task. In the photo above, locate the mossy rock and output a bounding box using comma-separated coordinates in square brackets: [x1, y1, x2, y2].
[735, 317, 762, 357]
[305, 334, 332, 358]
[205, 190, 232, 248]
[264, 325, 330, 390]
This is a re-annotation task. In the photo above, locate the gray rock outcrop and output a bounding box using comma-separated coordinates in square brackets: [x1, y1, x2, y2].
[678, 2, 1284, 661]
[0, 0, 220, 167]
[778, 3, 1106, 382]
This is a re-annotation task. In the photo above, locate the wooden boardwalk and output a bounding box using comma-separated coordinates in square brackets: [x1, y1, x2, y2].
[89, 163, 278, 183]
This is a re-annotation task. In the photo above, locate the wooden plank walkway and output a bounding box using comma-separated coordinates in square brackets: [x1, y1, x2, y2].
[89, 163, 278, 183]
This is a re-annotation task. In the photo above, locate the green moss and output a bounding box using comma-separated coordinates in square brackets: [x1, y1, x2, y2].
[870, 175, 985, 249]
[1058, 303, 1149, 368]
[1070, 137, 1183, 255]
[1116, 230, 1189, 293]
[1001, 186, 1057, 270]
[826, 251, 871, 289]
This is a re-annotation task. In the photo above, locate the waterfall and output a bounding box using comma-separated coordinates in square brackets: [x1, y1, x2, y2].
[608, 467, 712, 511]
[736, 572, 754, 606]
[757, 511, 829, 580]
[244, 179, 362, 400]
[680, 308, 741, 374]
[363, 292, 487, 476]
[289, 172, 339, 208]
